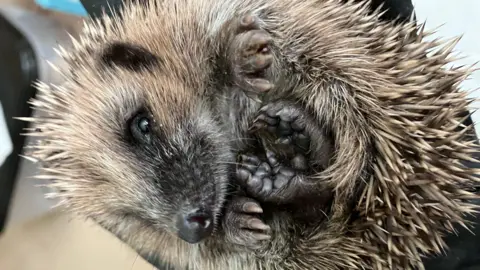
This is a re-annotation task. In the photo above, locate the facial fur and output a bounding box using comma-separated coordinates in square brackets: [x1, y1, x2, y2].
[31, 34, 237, 245]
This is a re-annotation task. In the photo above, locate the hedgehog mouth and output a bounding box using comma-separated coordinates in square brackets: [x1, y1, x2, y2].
[176, 209, 215, 244]
[174, 189, 225, 244]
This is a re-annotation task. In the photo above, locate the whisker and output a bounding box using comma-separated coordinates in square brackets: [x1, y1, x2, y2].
[131, 254, 139, 270]
[319, 209, 330, 222]
[217, 137, 257, 143]
[214, 161, 243, 166]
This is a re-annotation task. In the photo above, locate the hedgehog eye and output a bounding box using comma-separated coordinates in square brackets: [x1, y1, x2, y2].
[138, 118, 150, 133]
[129, 112, 152, 143]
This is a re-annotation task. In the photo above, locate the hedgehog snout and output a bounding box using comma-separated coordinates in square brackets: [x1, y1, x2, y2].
[175, 208, 214, 244]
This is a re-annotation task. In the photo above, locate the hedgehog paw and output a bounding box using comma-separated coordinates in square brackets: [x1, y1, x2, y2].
[229, 14, 274, 100]
[236, 152, 311, 203]
[250, 102, 312, 162]
[223, 196, 271, 250]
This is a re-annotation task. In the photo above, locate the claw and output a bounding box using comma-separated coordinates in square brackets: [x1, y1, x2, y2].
[223, 196, 271, 249]
[240, 15, 256, 28]
[247, 218, 271, 231]
[275, 109, 297, 122]
[274, 136, 292, 145]
[247, 78, 273, 92]
[243, 202, 263, 213]
[255, 113, 279, 126]
[243, 55, 273, 74]
[245, 32, 273, 55]
[252, 233, 271, 240]
[249, 121, 267, 132]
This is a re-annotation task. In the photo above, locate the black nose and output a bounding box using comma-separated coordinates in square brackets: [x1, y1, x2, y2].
[176, 209, 213, 244]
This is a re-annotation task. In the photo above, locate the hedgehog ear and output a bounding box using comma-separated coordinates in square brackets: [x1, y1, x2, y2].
[101, 42, 160, 72]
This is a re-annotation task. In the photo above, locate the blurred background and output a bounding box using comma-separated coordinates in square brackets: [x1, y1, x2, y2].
[0, 0, 157, 269]
[0, 0, 478, 269]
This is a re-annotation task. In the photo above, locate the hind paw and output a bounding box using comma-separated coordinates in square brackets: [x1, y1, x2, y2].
[228, 14, 274, 100]
[253, 101, 335, 171]
[223, 196, 271, 250]
[250, 102, 312, 161]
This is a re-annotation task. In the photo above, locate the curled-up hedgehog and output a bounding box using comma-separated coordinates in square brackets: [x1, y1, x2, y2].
[20, 0, 480, 269]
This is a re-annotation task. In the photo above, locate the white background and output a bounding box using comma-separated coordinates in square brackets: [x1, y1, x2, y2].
[0, 102, 14, 166]
[413, 0, 480, 137]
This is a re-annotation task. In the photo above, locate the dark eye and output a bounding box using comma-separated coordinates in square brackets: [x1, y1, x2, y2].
[138, 117, 150, 134]
[129, 112, 152, 143]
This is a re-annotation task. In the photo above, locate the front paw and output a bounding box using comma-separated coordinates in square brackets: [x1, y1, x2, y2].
[223, 196, 271, 250]
[236, 151, 312, 204]
[228, 14, 274, 99]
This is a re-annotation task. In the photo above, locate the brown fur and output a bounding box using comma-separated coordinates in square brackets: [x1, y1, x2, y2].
[21, 0, 480, 269]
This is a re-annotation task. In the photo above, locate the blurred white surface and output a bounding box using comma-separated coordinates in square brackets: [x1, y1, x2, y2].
[413, 0, 480, 137]
[0, 103, 13, 167]
[2, 6, 72, 227]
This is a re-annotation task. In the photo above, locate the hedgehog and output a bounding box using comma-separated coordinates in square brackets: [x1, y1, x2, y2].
[20, 0, 480, 269]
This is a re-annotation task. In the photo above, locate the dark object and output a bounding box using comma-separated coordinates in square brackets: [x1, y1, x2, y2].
[370, 0, 415, 22]
[80, 0, 129, 18]
[423, 207, 480, 270]
[80, 0, 416, 22]
[77, 0, 480, 269]
[0, 14, 38, 232]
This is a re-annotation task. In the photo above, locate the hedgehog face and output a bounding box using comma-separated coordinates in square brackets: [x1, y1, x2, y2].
[121, 105, 231, 244]
[36, 41, 233, 245]
[120, 103, 232, 244]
